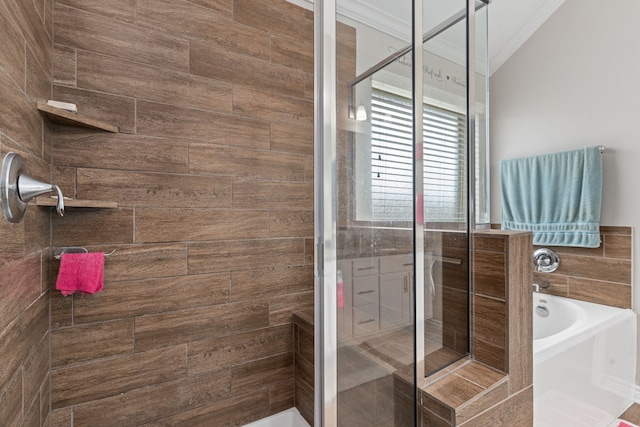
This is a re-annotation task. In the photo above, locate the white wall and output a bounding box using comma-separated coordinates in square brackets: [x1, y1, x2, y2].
[490, 0, 640, 381]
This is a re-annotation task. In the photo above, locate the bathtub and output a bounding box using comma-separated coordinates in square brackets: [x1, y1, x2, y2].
[533, 292, 637, 427]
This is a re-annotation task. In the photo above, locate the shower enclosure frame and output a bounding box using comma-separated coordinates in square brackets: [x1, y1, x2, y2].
[314, 0, 487, 424]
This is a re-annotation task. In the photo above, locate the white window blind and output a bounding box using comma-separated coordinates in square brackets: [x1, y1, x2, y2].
[370, 89, 467, 222]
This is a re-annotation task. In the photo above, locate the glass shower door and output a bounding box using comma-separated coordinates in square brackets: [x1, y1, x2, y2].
[315, 0, 486, 425]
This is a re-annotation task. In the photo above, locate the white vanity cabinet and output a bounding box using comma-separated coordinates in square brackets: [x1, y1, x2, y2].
[378, 254, 413, 329]
[351, 258, 379, 336]
[338, 254, 413, 339]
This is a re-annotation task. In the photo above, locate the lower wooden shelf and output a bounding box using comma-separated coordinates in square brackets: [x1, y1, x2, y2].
[35, 196, 118, 209]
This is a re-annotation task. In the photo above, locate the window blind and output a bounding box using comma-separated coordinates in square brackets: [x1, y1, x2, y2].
[370, 89, 467, 222]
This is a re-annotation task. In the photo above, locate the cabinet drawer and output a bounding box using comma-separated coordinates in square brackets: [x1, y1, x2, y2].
[352, 304, 379, 336]
[352, 258, 378, 276]
[353, 276, 378, 306]
[379, 254, 413, 274]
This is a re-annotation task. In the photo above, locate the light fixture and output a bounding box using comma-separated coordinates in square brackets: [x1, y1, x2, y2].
[355, 104, 367, 121]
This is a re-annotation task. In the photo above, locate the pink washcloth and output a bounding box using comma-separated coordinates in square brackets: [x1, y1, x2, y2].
[55, 252, 104, 297]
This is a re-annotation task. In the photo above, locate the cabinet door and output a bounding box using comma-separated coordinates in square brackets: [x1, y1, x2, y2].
[379, 272, 411, 329]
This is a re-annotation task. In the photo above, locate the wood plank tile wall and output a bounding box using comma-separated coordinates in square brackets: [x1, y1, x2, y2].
[48, 0, 320, 425]
[0, 0, 53, 425]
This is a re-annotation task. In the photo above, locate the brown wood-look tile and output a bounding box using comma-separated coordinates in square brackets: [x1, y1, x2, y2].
[270, 379, 295, 414]
[0, 294, 48, 391]
[473, 233, 506, 252]
[27, 48, 52, 104]
[53, 128, 189, 173]
[52, 346, 187, 408]
[4, 0, 51, 77]
[0, 72, 43, 158]
[271, 35, 314, 74]
[0, 6, 26, 91]
[230, 352, 293, 396]
[473, 251, 506, 299]
[55, 4, 188, 72]
[604, 234, 632, 259]
[454, 362, 506, 389]
[52, 208, 134, 246]
[139, 389, 270, 427]
[40, 372, 51, 426]
[293, 309, 314, 329]
[271, 122, 313, 155]
[442, 287, 469, 338]
[24, 399, 41, 427]
[474, 296, 506, 348]
[458, 385, 532, 426]
[135, 300, 269, 351]
[425, 372, 487, 410]
[188, 238, 305, 274]
[57, 0, 136, 23]
[270, 291, 313, 325]
[51, 320, 134, 367]
[137, 100, 269, 148]
[190, 42, 306, 98]
[533, 272, 568, 296]
[473, 338, 506, 373]
[294, 352, 314, 391]
[233, 179, 313, 209]
[137, 0, 269, 61]
[455, 380, 509, 425]
[0, 254, 42, 333]
[305, 238, 314, 264]
[189, 144, 304, 181]
[51, 408, 72, 427]
[135, 208, 269, 243]
[0, 370, 22, 427]
[296, 316, 314, 363]
[600, 225, 632, 235]
[74, 273, 230, 324]
[233, 86, 313, 126]
[422, 407, 452, 427]
[568, 277, 632, 309]
[269, 210, 314, 238]
[231, 265, 313, 302]
[537, 242, 604, 257]
[304, 73, 313, 101]
[84, 243, 187, 282]
[76, 168, 232, 209]
[296, 378, 314, 425]
[234, 0, 313, 44]
[188, 324, 292, 375]
[72, 369, 231, 427]
[185, 0, 232, 16]
[76, 51, 232, 113]
[53, 166, 76, 198]
[557, 254, 631, 284]
[507, 232, 533, 392]
[51, 288, 73, 329]
[23, 333, 49, 418]
[52, 86, 135, 133]
[422, 390, 454, 421]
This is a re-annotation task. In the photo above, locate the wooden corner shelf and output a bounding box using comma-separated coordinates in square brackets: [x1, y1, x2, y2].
[35, 196, 118, 209]
[37, 101, 119, 133]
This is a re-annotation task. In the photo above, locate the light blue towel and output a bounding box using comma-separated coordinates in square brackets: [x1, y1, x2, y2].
[501, 146, 602, 247]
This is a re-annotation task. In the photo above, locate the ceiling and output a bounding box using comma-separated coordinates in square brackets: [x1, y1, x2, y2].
[285, 0, 566, 75]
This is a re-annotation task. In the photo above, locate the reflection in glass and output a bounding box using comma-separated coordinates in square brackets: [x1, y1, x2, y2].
[327, 0, 488, 425]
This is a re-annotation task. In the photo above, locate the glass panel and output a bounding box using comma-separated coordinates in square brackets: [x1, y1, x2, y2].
[335, 0, 416, 424]
[421, 0, 471, 376]
[475, 5, 490, 227]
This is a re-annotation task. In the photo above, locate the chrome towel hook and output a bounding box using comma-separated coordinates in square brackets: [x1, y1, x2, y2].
[0, 152, 64, 223]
